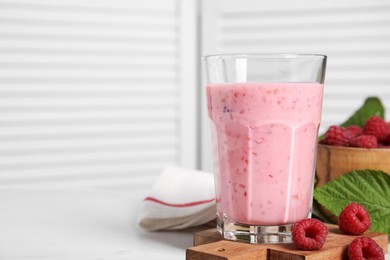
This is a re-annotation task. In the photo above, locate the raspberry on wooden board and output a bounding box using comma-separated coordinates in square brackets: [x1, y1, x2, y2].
[348, 237, 385, 260]
[292, 218, 328, 250]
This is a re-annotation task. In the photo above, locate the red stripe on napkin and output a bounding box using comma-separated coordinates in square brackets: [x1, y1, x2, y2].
[144, 197, 215, 208]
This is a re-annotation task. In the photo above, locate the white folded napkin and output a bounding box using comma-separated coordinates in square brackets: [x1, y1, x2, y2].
[138, 165, 216, 231]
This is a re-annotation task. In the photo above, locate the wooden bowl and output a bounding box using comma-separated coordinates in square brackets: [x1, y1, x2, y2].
[315, 144, 390, 222]
[316, 144, 390, 188]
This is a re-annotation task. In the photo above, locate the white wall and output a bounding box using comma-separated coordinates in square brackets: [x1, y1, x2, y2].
[0, 0, 199, 187]
[1, 0, 389, 183]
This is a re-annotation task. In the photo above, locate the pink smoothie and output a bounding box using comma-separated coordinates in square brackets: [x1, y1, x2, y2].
[207, 82, 324, 226]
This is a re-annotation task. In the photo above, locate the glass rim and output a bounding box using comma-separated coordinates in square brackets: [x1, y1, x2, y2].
[203, 53, 327, 61]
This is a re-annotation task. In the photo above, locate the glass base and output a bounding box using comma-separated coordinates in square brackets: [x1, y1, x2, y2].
[217, 214, 293, 244]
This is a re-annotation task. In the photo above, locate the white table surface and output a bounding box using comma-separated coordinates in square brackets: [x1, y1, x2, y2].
[0, 184, 389, 260]
[0, 184, 197, 260]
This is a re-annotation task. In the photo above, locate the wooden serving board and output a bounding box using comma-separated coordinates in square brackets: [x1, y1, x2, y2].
[186, 224, 388, 260]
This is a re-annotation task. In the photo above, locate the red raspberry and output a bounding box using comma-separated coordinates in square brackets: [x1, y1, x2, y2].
[363, 116, 390, 142]
[324, 125, 353, 146]
[338, 203, 371, 235]
[351, 135, 378, 148]
[292, 218, 328, 250]
[348, 237, 385, 260]
[346, 125, 363, 137]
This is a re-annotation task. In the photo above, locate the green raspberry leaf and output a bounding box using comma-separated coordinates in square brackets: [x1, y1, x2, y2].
[314, 170, 390, 234]
[340, 97, 385, 128]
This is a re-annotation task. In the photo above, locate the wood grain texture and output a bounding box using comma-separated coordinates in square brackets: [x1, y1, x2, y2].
[187, 240, 265, 260]
[194, 228, 223, 246]
[186, 224, 388, 260]
[315, 144, 390, 188]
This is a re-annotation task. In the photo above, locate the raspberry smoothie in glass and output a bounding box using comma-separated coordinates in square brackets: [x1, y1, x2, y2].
[204, 54, 326, 244]
[207, 82, 323, 225]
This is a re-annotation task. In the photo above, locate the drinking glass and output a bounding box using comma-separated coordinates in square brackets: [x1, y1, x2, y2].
[204, 53, 327, 244]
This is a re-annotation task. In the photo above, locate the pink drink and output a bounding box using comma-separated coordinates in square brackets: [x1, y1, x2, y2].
[207, 82, 324, 226]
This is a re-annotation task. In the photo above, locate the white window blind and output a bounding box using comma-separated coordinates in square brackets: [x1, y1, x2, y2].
[201, 0, 390, 171]
[0, 0, 198, 186]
